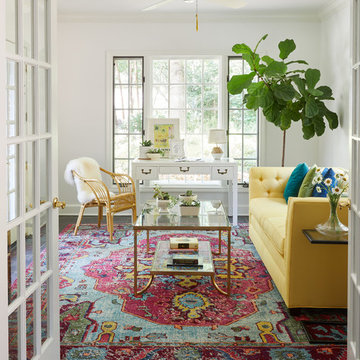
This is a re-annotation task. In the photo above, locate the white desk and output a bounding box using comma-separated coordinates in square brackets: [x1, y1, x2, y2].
[131, 158, 238, 226]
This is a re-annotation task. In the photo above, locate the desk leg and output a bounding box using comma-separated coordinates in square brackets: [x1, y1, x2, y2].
[146, 230, 150, 253]
[227, 229, 231, 296]
[135, 180, 140, 217]
[134, 229, 138, 296]
[232, 178, 238, 226]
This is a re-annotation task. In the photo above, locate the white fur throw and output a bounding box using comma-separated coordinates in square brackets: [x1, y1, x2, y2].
[64, 157, 102, 204]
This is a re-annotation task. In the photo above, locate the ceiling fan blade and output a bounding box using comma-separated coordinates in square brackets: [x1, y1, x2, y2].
[206, 0, 247, 9]
[142, 0, 175, 11]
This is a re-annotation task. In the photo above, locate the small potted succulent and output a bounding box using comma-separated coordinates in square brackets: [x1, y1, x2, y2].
[178, 190, 197, 202]
[146, 148, 164, 160]
[139, 140, 153, 159]
[153, 184, 177, 210]
[180, 199, 201, 216]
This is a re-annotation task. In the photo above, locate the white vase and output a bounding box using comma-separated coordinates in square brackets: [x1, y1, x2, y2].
[139, 146, 151, 158]
[156, 199, 171, 211]
[180, 206, 200, 216]
[147, 153, 162, 160]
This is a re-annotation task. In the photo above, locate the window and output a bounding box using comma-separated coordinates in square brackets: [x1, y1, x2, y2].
[111, 55, 259, 184]
[228, 57, 259, 183]
[150, 57, 221, 160]
[113, 57, 144, 174]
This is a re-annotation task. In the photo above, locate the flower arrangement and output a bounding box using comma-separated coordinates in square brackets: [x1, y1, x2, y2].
[312, 168, 349, 237]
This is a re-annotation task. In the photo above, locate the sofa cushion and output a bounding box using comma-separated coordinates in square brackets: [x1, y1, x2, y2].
[249, 198, 287, 256]
[312, 167, 336, 197]
[284, 163, 309, 203]
[298, 165, 317, 197]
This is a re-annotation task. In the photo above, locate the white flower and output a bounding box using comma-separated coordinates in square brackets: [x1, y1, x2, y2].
[316, 186, 322, 193]
[332, 186, 341, 194]
[315, 167, 321, 173]
[314, 175, 323, 184]
[342, 176, 348, 183]
[324, 178, 332, 186]
[335, 173, 341, 179]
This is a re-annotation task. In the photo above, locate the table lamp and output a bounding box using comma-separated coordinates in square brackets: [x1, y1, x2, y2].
[208, 129, 226, 160]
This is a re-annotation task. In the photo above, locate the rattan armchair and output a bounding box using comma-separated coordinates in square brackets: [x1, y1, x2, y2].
[65, 157, 136, 241]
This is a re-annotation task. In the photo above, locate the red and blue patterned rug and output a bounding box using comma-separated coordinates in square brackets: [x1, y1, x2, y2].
[59, 223, 347, 359]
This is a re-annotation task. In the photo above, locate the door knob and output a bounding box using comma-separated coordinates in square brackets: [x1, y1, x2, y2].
[52, 197, 66, 209]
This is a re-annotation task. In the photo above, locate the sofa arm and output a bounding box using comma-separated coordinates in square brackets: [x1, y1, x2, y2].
[284, 197, 348, 308]
[249, 167, 294, 200]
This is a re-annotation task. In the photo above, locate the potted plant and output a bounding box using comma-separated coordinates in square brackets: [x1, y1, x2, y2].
[178, 190, 197, 202]
[153, 184, 177, 210]
[139, 140, 153, 159]
[180, 199, 201, 216]
[227, 34, 339, 166]
[146, 148, 164, 161]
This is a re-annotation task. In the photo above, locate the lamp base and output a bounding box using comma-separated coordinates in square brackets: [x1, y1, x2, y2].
[211, 147, 223, 160]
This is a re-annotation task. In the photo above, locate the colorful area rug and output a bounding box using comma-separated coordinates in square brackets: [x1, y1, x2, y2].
[59, 223, 347, 359]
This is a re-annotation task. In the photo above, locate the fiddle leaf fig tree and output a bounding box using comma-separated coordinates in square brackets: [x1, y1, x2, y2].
[227, 34, 339, 166]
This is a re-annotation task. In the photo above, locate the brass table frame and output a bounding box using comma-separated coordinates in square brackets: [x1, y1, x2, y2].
[133, 224, 232, 297]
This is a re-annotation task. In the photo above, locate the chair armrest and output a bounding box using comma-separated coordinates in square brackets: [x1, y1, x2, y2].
[100, 168, 136, 194]
[249, 167, 294, 200]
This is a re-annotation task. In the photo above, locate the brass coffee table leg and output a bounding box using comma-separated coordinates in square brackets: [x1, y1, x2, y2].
[146, 230, 150, 253]
[136, 275, 155, 296]
[134, 229, 138, 296]
[227, 229, 231, 295]
[211, 275, 228, 296]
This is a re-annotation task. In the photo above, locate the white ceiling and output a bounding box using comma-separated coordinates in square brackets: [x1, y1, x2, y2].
[58, 0, 332, 17]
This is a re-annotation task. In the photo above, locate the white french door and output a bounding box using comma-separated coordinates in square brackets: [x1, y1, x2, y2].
[349, 0, 360, 359]
[1, 0, 60, 359]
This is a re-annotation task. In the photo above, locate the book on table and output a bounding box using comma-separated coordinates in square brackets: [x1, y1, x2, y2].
[167, 254, 203, 268]
[170, 237, 198, 249]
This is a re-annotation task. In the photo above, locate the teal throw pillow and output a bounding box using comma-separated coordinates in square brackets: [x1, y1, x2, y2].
[283, 163, 309, 203]
[298, 165, 317, 197]
[312, 167, 336, 197]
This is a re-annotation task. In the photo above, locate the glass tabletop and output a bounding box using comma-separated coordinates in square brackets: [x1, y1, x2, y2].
[134, 200, 230, 229]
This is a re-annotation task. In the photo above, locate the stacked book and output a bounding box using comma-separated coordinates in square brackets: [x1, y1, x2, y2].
[167, 237, 203, 268]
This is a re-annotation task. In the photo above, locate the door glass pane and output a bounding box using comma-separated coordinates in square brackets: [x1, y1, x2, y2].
[41, 280, 49, 345]
[39, 67, 49, 133]
[38, 0, 48, 62]
[25, 65, 35, 135]
[25, 142, 35, 212]
[40, 209, 50, 275]
[6, 0, 18, 54]
[8, 307, 19, 360]
[25, 217, 35, 288]
[40, 139, 49, 204]
[8, 144, 19, 221]
[8, 226, 20, 304]
[129, 135, 141, 159]
[26, 294, 34, 359]
[23, 0, 34, 58]
[7, 61, 18, 137]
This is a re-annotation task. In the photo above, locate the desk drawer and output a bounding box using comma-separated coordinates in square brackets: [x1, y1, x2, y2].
[135, 166, 159, 180]
[211, 166, 234, 180]
[159, 166, 211, 175]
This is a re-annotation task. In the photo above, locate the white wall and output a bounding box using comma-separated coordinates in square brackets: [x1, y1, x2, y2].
[58, 16, 323, 214]
[318, 2, 351, 168]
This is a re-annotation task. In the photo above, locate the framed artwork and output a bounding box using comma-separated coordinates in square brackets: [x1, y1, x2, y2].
[169, 139, 185, 159]
[147, 118, 180, 150]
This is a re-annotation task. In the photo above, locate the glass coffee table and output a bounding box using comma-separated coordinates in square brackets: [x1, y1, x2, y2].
[133, 200, 232, 297]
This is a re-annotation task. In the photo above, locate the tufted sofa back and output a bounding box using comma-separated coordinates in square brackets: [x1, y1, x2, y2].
[249, 167, 294, 200]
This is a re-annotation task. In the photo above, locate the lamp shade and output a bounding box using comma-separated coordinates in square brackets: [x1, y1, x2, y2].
[208, 129, 226, 144]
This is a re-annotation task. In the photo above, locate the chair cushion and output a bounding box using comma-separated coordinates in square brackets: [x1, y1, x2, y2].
[64, 157, 102, 204]
[283, 163, 309, 203]
[249, 198, 287, 256]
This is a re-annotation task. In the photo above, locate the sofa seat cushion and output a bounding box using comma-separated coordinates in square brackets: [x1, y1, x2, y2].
[249, 198, 287, 256]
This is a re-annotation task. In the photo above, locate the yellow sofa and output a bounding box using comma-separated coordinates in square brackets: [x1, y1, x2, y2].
[249, 167, 348, 309]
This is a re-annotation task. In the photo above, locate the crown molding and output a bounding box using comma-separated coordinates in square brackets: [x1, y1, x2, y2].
[58, 11, 321, 24]
[319, 0, 349, 20]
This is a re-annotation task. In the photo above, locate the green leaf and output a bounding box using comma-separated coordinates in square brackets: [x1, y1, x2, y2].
[227, 72, 255, 95]
[257, 64, 267, 76]
[263, 61, 287, 77]
[246, 84, 274, 110]
[272, 83, 296, 101]
[262, 55, 274, 65]
[285, 60, 309, 65]
[305, 68, 321, 89]
[263, 102, 281, 126]
[232, 43, 252, 55]
[292, 76, 306, 96]
[305, 97, 319, 118]
[302, 117, 312, 126]
[278, 39, 296, 60]
[316, 86, 333, 100]
[280, 112, 291, 130]
[307, 88, 323, 97]
[324, 108, 339, 129]
[247, 81, 264, 94]
[313, 117, 326, 136]
[302, 123, 315, 139]
[242, 53, 260, 71]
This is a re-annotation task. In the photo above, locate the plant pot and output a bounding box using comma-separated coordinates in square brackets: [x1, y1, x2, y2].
[147, 153, 162, 161]
[178, 194, 197, 202]
[180, 206, 200, 216]
[156, 199, 170, 211]
[139, 146, 151, 158]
